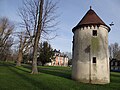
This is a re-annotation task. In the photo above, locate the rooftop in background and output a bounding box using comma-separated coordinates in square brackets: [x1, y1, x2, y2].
[54, 49, 68, 58]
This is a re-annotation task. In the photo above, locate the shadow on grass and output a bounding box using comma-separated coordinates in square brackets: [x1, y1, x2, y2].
[7, 65, 51, 90]
[1, 62, 71, 80]
[4, 62, 31, 73]
[111, 73, 120, 78]
[110, 78, 120, 84]
[22, 65, 71, 79]
[110, 73, 120, 84]
[0, 61, 12, 66]
[39, 68, 71, 79]
[14, 66, 31, 73]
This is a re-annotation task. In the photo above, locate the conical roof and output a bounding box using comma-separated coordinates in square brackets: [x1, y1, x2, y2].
[72, 7, 110, 32]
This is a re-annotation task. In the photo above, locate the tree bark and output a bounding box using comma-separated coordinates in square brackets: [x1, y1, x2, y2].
[31, 0, 44, 74]
[16, 50, 23, 66]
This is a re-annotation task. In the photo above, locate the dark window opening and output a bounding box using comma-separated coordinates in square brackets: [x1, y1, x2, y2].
[93, 57, 96, 63]
[93, 30, 97, 36]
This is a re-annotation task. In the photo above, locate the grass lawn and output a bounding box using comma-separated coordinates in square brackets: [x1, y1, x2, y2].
[0, 62, 120, 90]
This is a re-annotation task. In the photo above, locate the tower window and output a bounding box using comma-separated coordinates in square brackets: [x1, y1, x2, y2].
[93, 30, 97, 36]
[93, 57, 96, 63]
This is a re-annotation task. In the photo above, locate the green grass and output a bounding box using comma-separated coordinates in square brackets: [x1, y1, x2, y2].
[0, 62, 120, 90]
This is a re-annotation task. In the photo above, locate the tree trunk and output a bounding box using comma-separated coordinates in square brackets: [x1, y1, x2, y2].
[16, 50, 23, 66]
[31, 0, 44, 74]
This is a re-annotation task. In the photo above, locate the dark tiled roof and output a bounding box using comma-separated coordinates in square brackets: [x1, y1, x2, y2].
[72, 8, 110, 32]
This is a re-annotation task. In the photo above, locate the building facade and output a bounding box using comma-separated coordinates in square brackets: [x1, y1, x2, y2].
[72, 7, 110, 84]
[45, 49, 69, 67]
[110, 59, 120, 71]
[51, 49, 69, 66]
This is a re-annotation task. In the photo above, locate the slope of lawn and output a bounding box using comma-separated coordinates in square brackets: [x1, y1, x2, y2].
[0, 61, 120, 90]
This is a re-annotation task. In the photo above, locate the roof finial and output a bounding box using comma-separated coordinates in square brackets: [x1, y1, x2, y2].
[90, 6, 92, 9]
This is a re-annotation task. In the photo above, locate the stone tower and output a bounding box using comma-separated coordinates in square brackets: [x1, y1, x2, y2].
[72, 7, 110, 84]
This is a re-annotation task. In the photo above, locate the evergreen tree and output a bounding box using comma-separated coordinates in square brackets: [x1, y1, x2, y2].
[38, 41, 54, 66]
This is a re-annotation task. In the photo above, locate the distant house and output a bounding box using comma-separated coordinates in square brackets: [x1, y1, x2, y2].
[46, 49, 69, 66]
[110, 59, 120, 72]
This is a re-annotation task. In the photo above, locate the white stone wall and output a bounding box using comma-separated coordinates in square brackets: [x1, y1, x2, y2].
[72, 25, 110, 84]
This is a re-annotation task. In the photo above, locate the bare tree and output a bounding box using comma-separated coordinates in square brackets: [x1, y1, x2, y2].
[31, 0, 43, 74]
[109, 43, 120, 60]
[16, 32, 30, 66]
[108, 45, 112, 60]
[18, 0, 58, 74]
[0, 17, 14, 61]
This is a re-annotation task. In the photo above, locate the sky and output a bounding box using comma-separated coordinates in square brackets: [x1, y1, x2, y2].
[0, 0, 120, 52]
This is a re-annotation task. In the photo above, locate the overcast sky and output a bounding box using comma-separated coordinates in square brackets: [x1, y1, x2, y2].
[0, 0, 120, 52]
